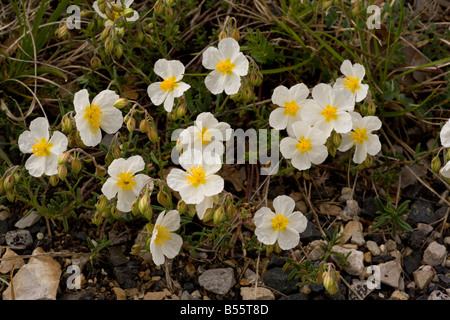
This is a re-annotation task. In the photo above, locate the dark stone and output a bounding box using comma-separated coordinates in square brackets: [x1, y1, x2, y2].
[361, 197, 377, 220]
[151, 281, 164, 291]
[108, 246, 129, 267]
[262, 267, 299, 295]
[438, 274, 450, 288]
[434, 206, 448, 221]
[267, 256, 287, 269]
[403, 255, 420, 277]
[372, 255, 395, 264]
[427, 284, 439, 293]
[113, 261, 139, 289]
[409, 229, 430, 250]
[299, 220, 321, 243]
[408, 200, 436, 224]
[0, 220, 9, 234]
[280, 293, 308, 300]
[310, 283, 324, 293]
[365, 234, 384, 245]
[75, 231, 88, 241]
[5, 229, 33, 249]
[59, 289, 95, 300]
[183, 282, 195, 293]
[151, 269, 165, 277]
[417, 294, 429, 300]
[434, 266, 447, 274]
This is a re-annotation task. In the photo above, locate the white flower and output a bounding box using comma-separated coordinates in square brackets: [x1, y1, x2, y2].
[269, 83, 309, 136]
[178, 112, 230, 158]
[440, 119, 450, 148]
[254, 195, 307, 250]
[18, 117, 68, 177]
[150, 210, 183, 266]
[440, 161, 450, 178]
[333, 60, 369, 102]
[338, 112, 382, 164]
[74, 89, 123, 147]
[101, 155, 151, 212]
[202, 37, 249, 95]
[167, 150, 224, 205]
[147, 59, 191, 112]
[280, 121, 328, 171]
[195, 195, 216, 220]
[301, 83, 355, 137]
[93, 0, 139, 28]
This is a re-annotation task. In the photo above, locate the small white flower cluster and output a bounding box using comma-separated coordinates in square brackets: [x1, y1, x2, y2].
[271, 60, 382, 170]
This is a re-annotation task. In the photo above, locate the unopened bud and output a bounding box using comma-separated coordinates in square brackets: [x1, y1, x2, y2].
[225, 202, 237, 220]
[136, 31, 144, 44]
[100, 26, 111, 41]
[90, 56, 102, 70]
[431, 156, 442, 173]
[231, 29, 240, 41]
[367, 101, 377, 116]
[111, 205, 121, 219]
[95, 165, 107, 177]
[139, 194, 150, 215]
[91, 212, 103, 227]
[154, 1, 164, 15]
[176, 104, 187, 119]
[213, 206, 225, 225]
[112, 145, 121, 159]
[71, 157, 82, 174]
[131, 199, 140, 216]
[61, 114, 73, 133]
[157, 190, 171, 208]
[332, 132, 342, 148]
[104, 37, 114, 55]
[57, 165, 67, 181]
[139, 119, 149, 133]
[328, 145, 337, 158]
[114, 43, 123, 59]
[265, 244, 274, 256]
[274, 242, 282, 254]
[177, 200, 188, 215]
[111, 3, 124, 12]
[58, 152, 70, 165]
[96, 195, 109, 215]
[142, 207, 153, 221]
[105, 8, 116, 21]
[147, 125, 158, 143]
[6, 190, 15, 202]
[188, 205, 196, 218]
[126, 117, 136, 133]
[3, 174, 14, 191]
[56, 23, 69, 39]
[202, 208, 214, 222]
[123, 8, 134, 18]
[49, 174, 59, 187]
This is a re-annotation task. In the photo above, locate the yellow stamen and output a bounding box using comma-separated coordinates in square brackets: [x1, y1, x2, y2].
[185, 166, 207, 188]
[271, 214, 289, 232]
[321, 105, 338, 122]
[32, 138, 53, 157]
[195, 127, 212, 146]
[350, 127, 368, 144]
[215, 59, 236, 76]
[116, 171, 136, 191]
[296, 137, 312, 153]
[160, 76, 179, 92]
[284, 100, 299, 117]
[84, 104, 103, 133]
[343, 76, 360, 94]
[154, 225, 171, 246]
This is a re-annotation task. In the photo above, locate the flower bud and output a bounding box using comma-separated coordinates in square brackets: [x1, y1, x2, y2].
[6, 190, 15, 202]
[126, 117, 136, 133]
[91, 212, 103, 227]
[157, 190, 171, 208]
[431, 156, 442, 173]
[138, 194, 150, 215]
[57, 165, 67, 181]
[49, 174, 59, 187]
[213, 206, 225, 225]
[232, 29, 240, 41]
[0, 178, 4, 195]
[95, 165, 107, 177]
[154, 1, 164, 15]
[274, 242, 282, 254]
[123, 8, 134, 18]
[71, 157, 82, 174]
[130, 199, 140, 216]
[100, 26, 111, 41]
[111, 205, 121, 219]
[265, 244, 274, 256]
[90, 56, 102, 70]
[332, 132, 342, 148]
[225, 202, 237, 220]
[58, 152, 70, 165]
[96, 195, 108, 215]
[188, 204, 196, 218]
[202, 208, 214, 222]
[176, 104, 187, 119]
[104, 37, 114, 55]
[139, 119, 149, 133]
[136, 31, 144, 44]
[147, 125, 159, 143]
[114, 43, 123, 59]
[112, 145, 121, 159]
[142, 207, 153, 221]
[61, 114, 73, 133]
[367, 101, 377, 116]
[328, 145, 337, 158]
[105, 8, 116, 21]
[3, 174, 15, 191]
[111, 3, 124, 12]
[56, 23, 69, 39]
[177, 200, 188, 215]
[323, 270, 339, 295]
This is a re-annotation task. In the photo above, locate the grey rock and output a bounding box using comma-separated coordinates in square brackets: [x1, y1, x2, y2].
[181, 290, 192, 300]
[0, 209, 10, 221]
[113, 261, 139, 289]
[240, 287, 275, 300]
[341, 221, 363, 244]
[438, 274, 450, 287]
[378, 260, 402, 288]
[338, 187, 353, 202]
[351, 231, 366, 247]
[191, 290, 202, 300]
[280, 293, 308, 300]
[366, 241, 381, 256]
[5, 229, 33, 249]
[299, 219, 321, 243]
[108, 246, 129, 267]
[262, 267, 299, 295]
[385, 239, 397, 252]
[444, 236, 450, 247]
[403, 255, 421, 277]
[428, 290, 450, 300]
[349, 279, 374, 300]
[413, 265, 435, 290]
[198, 268, 236, 295]
[244, 268, 259, 284]
[408, 200, 436, 224]
[423, 241, 447, 266]
[331, 245, 364, 276]
[409, 224, 433, 250]
[60, 289, 95, 300]
[340, 200, 360, 221]
[14, 211, 41, 229]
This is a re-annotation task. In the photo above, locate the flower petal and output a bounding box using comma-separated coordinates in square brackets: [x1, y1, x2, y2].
[337, 133, 354, 152]
[132, 174, 150, 197]
[202, 47, 222, 70]
[271, 85, 289, 107]
[285, 211, 308, 233]
[362, 115, 382, 132]
[161, 210, 180, 232]
[269, 107, 289, 130]
[273, 195, 295, 215]
[195, 196, 214, 220]
[117, 189, 136, 212]
[48, 131, 68, 155]
[340, 60, 353, 77]
[25, 155, 46, 177]
[179, 185, 204, 204]
[126, 10, 139, 22]
[74, 89, 90, 113]
[168, 60, 186, 81]
[333, 112, 353, 133]
[161, 233, 183, 259]
[205, 70, 225, 95]
[231, 53, 249, 76]
[101, 178, 119, 200]
[224, 73, 241, 95]
[353, 143, 367, 164]
[366, 133, 381, 156]
[277, 228, 300, 250]
[79, 126, 102, 147]
[167, 168, 189, 192]
[355, 83, 369, 102]
[93, 1, 107, 19]
[92, 90, 120, 109]
[172, 81, 190, 98]
[147, 82, 166, 106]
[291, 152, 311, 171]
[333, 88, 355, 112]
[44, 154, 59, 176]
[280, 137, 298, 159]
[308, 145, 328, 165]
[311, 83, 333, 107]
[254, 207, 275, 228]
[291, 83, 310, 102]
[441, 120, 450, 148]
[154, 59, 170, 79]
[163, 92, 175, 112]
[29, 117, 49, 140]
[218, 37, 240, 60]
[18, 130, 35, 154]
[150, 239, 165, 266]
[353, 63, 366, 80]
[201, 175, 224, 197]
[99, 107, 123, 134]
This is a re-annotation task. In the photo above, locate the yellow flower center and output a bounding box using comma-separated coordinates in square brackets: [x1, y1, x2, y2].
[215, 59, 236, 76]
[185, 166, 206, 188]
[116, 171, 136, 191]
[32, 138, 53, 157]
[321, 105, 338, 122]
[271, 214, 289, 232]
[154, 225, 171, 246]
[296, 137, 312, 153]
[84, 104, 103, 133]
[160, 76, 179, 92]
[350, 127, 368, 144]
[343, 76, 361, 94]
[195, 127, 212, 146]
[284, 100, 299, 117]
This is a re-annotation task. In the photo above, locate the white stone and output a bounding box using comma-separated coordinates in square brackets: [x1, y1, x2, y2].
[198, 268, 236, 295]
[423, 241, 447, 266]
[428, 290, 450, 300]
[0, 248, 24, 274]
[413, 265, 435, 291]
[390, 290, 409, 300]
[366, 241, 381, 256]
[339, 200, 360, 221]
[351, 231, 366, 247]
[331, 245, 364, 276]
[341, 221, 363, 244]
[2, 247, 62, 300]
[14, 211, 41, 229]
[378, 260, 402, 288]
[240, 287, 275, 300]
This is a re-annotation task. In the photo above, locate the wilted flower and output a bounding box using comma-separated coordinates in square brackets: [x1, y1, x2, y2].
[73, 89, 123, 147]
[147, 59, 191, 112]
[18, 117, 68, 177]
[254, 195, 308, 250]
[150, 210, 183, 266]
[337, 112, 382, 164]
[93, 0, 139, 28]
[101, 155, 151, 212]
[202, 37, 249, 95]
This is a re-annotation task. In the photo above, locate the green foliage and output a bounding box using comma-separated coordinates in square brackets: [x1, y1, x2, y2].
[244, 29, 277, 65]
[371, 196, 413, 238]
